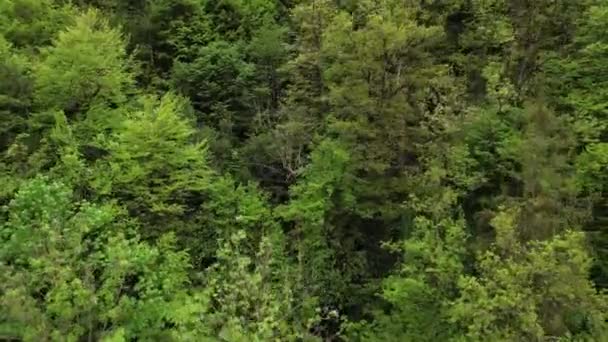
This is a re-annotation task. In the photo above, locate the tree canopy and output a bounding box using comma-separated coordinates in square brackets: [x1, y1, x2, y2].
[1, 0, 607, 340]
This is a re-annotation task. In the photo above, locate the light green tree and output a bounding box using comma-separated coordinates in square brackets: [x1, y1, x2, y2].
[34, 9, 134, 116]
[450, 207, 607, 340]
[202, 229, 318, 341]
[0, 177, 207, 341]
[353, 215, 466, 341]
[90, 93, 210, 238]
[0, 0, 74, 49]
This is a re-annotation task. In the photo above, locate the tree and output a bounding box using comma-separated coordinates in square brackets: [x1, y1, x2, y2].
[89, 93, 211, 240]
[457, 0, 585, 101]
[576, 142, 608, 288]
[247, 22, 288, 113]
[278, 139, 356, 336]
[347, 147, 475, 341]
[1, 9, 135, 189]
[501, 103, 582, 240]
[0, 0, 74, 49]
[0, 177, 205, 341]
[322, 0, 462, 219]
[202, 230, 317, 341]
[544, 2, 608, 144]
[354, 216, 466, 341]
[238, 0, 336, 197]
[0, 35, 31, 151]
[171, 40, 255, 137]
[2, 0, 608, 339]
[86, 93, 277, 271]
[34, 9, 134, 117]
[450, 208, 607, 340]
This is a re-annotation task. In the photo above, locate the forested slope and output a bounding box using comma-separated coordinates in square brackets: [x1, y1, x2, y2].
[1, 0, 607, 340]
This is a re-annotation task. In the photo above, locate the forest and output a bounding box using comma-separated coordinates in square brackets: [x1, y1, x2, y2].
[1, 0, 608, 340]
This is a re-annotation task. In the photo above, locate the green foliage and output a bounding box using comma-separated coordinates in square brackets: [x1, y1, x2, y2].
[202, 0, 277, 42]
[279, 139, 355, 308]
[34, 9, 134, 115]
[358, 215, 467, 341]
[193, 175, 276, 269]
[91, 93, 210, 236]
[203, 230, 316, 341]
[172, 40, 255, 135]
[544, 4, 608, 142]
[238, 0, 334, 190]
[0, 35, 31, 150]
[450, 208, 607, 341]
[504, 104, 581, 239]
[0, 9, 135, 189]
[321, 0, 463, 220]
[0, 177, 203, 341]
[0, 0, 74, 49]
[2, 0, 608, 340]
